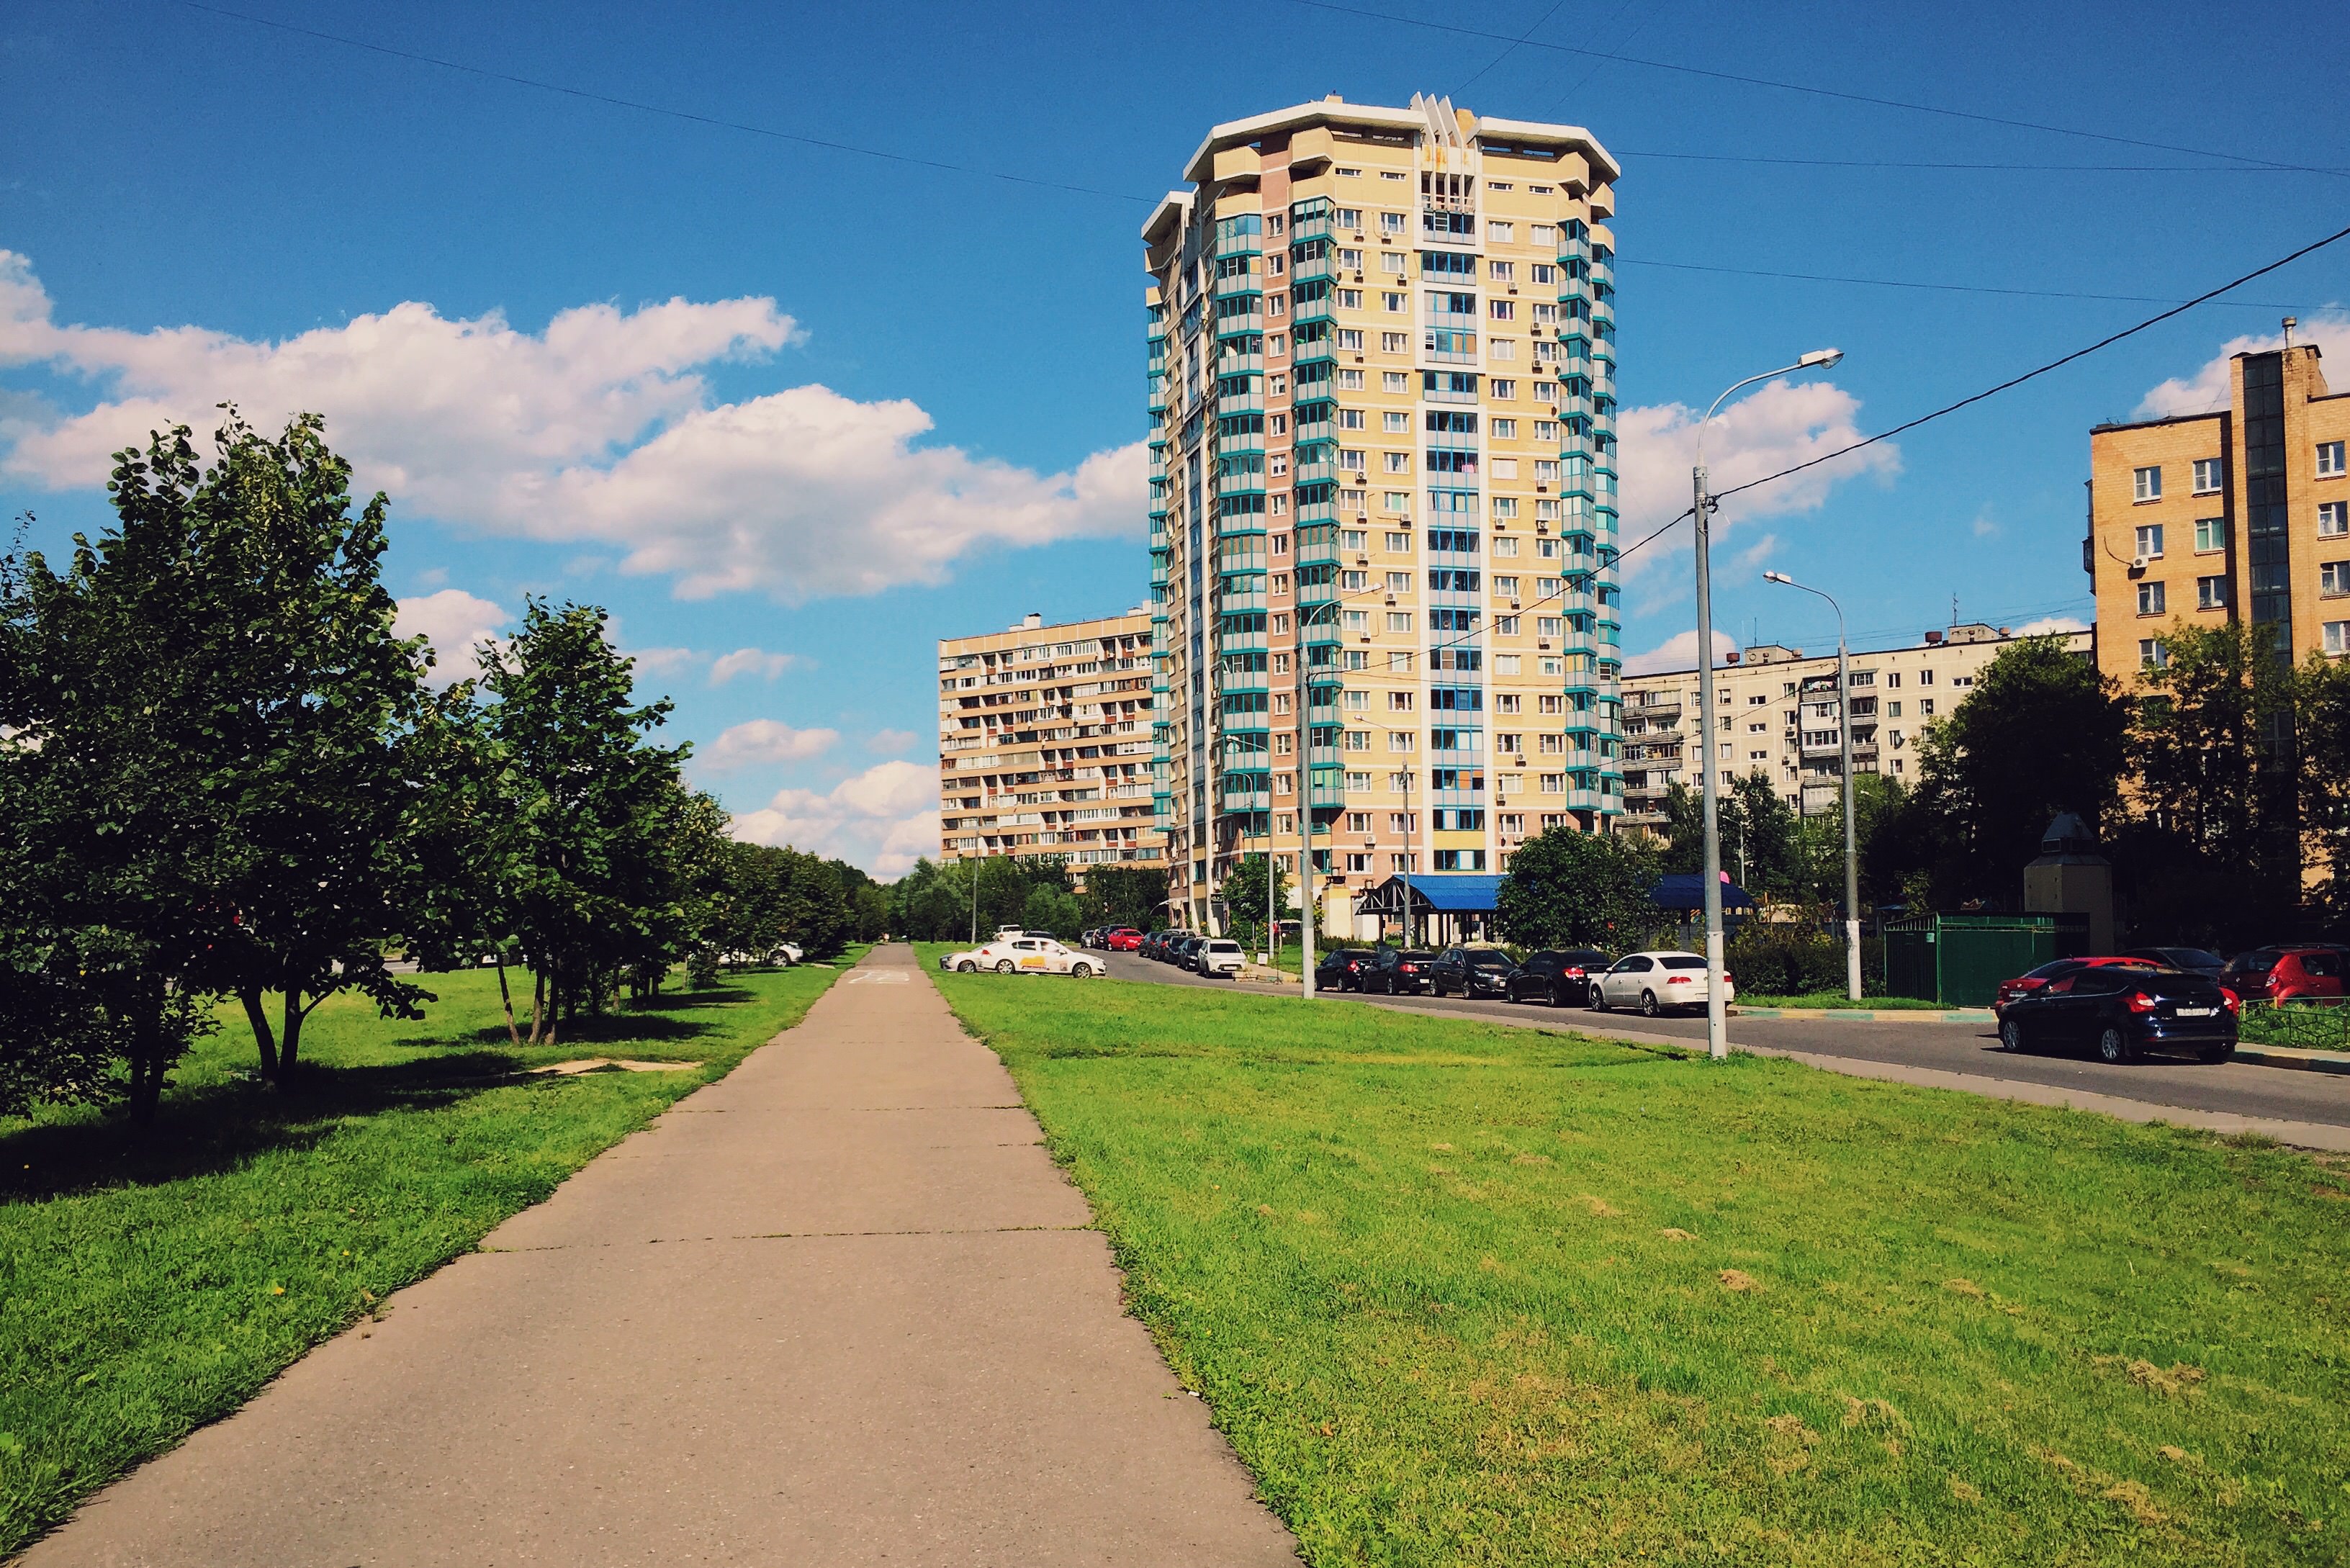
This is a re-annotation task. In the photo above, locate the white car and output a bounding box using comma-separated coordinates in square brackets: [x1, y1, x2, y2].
[1196, 938, 1246, 979]
[1589, 950, 1734, 1017]
[938, 936, 1101, 978]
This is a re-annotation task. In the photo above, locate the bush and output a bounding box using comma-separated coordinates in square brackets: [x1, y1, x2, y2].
[1726, 920, 1844, 996]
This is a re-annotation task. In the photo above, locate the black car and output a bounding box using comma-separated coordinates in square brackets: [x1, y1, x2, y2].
[1361, 947, 1435, 995]
[1314, 947, 1373, 991]
[1996, 965, 2236, 1064]
[1174, 934, 1207, 971]
[2123, 945, 2225, 978]
[1428, 947, 1518, 998]
[1505, 949, 1613, 1006]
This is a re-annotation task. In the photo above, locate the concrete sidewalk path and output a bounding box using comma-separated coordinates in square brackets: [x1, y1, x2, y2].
[28, 945, 1299, 1567]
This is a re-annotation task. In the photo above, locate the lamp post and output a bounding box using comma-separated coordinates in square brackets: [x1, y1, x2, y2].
[1763, 569, 1863, 1002]
[1400, 765, 1415, 947]
[1692, 348, 1843, 1060]
[1295, 580, 1411, 1000]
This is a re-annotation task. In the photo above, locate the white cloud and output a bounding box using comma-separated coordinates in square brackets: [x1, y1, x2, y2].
[709, 646, 798, 685]
[628, 646, 700, 677]
[1970, 510, 2000, 539]
[1733, 531, 1778, 572]
[0, 251, 1143, 603]
[1615, 379, 1901, 600]
[865, 728, 919, 754]
[731, 759, 938, 878]
[392, 588, 508, 685]
[1621, 628, 1738, 677]
[2012, 615, 2089, 636]
[2137, 310, 2350, 418]
[703, 719, 840, 770]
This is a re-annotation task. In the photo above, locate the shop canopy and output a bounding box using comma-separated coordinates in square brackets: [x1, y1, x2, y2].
[1354, 873, 1505, 917]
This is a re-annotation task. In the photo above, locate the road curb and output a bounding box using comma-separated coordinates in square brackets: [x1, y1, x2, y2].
[1735, 1006, 1994, 1023]
[2230, 1042, 2350, 1075]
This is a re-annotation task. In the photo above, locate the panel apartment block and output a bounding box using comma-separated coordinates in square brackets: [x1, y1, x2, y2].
[1144, 94, 1625, 930]
[2088, 338, 2350, 682]
[1617, 624, 2094, 828]
[937, 610, 1163, 874]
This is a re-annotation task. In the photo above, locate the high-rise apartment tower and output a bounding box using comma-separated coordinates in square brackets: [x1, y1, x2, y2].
[1145, 94, 1624, 930]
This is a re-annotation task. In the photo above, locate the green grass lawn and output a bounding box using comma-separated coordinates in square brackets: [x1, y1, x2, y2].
[932, 970, 2350, 1566]
[0, 956, 852, 1557]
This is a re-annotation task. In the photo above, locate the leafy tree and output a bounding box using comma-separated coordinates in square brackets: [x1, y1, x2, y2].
[1495, 828, 1660, 951]
[1219, 854, 1289, 951]
[1022, 883, 1083, 941]
[168, 413, 433, 1081]
[1, 425, 307, 1116]
[1077, 864, 1170, 933]
[2117, 623, 2302, 943]
[483, 599, 690, 1044]
[1659, 775, 1803, 898]
[1912, 635, 2128, 906]
[2298, 649, 2350, 933]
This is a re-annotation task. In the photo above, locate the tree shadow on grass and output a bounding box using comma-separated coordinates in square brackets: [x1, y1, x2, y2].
[0, 1050, 583, 1205]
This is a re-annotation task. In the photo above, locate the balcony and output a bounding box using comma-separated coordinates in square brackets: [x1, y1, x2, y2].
[1626, 698, 1680, 721]
[1211, 269, 1261, 299]
[1215, 311, 1266, 338]
[1292, 250, 1334, 284]
[1216, 385, 1263, 416]
[1292, 293, 1334, 326]
[1293, 415, 1334, 444]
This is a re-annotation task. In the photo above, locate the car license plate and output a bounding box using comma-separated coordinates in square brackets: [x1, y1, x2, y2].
[2175, 1006, 2214, 1017]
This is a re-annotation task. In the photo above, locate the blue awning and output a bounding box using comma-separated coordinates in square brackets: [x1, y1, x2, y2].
[1355, 873, 1505, 915]
[1648, 873, 1757, 911]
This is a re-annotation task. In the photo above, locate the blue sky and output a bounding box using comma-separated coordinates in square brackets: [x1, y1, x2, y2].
[5, 0, 2347, 872]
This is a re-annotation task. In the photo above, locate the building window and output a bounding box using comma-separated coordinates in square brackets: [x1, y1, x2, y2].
[2326, 621, 2350, 655]
[2197, 575, 2231, 610]
[2134, 524, 2164, 559]
[1387, 611, 1413, 632]
[2322, 501, 2349, 538]
[2320, 441, 2347, 478]
[2323, 562, 2350, 598]
[1383, 371, 1410, 392]
[1491, 379, 1516, 399]
[1488, 221, 1514, 243]
[2137, 581, 2166, 615]
[2133, 465, 2161, 502]
[2192, 458, 2223, 494]
[1380, 212, 1406, 235]
[2194, 516, 2226, 553]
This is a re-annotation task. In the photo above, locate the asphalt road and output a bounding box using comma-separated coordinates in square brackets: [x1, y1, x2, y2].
[1097, 950, 2350, 1132]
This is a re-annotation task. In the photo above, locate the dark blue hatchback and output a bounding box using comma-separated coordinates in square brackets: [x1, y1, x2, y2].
[1996, 965, 2236, 1064]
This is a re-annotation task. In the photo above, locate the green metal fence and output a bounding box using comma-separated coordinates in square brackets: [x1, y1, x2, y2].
[1882, 913, 2092, 1006]
[2238, 1000, 2350, 1054]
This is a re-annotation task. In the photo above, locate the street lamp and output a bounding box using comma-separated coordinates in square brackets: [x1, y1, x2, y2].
[1691, 348, 1843, 1060]
[1763, 569, 1862, 1002]
[1295, 580, 1410, 1001]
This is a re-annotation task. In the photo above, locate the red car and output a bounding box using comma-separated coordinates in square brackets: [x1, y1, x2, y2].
[1992, 957, 2161, 1017]
[2217, 945, 2348, 1004]
[1104, 928, 1143, 952]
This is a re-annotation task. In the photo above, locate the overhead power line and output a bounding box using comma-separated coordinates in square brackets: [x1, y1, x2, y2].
[171, 0, 1152, 204]
[1622, 149, 2346, 174]
[1279, 0, 2350, 179]
[1623, 256, 2319, 310]
[1716, 220, 2350, 504]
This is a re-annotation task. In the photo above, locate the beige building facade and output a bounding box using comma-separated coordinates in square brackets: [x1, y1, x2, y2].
[1146, 94, 1626, 929]
[937, 610, 1162, 874]
[1617, 623, 2095, 828]
[2088, 338, 2350, 682]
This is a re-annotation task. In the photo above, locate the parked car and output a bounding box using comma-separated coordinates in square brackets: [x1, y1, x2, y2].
[1997, 964, 2236, 1063]
[772, 942, 803, 966]
[1145, 931, 1175, 961]
[1315, 947, 1373, 992]
[1505, 949, 1612, 1006]
[1428, 947, 1519, 998]
[1174, 934, 1207, 971]
[2218, 944, 2349, 1004]
[938, 935, 1101, 977]
[1361, 947, 1435, 995]
[1590, 951, 1732, 1017]
[1991, 956, 2161, 1017]
[2123, 946, 2225, 978]
[1195, 938, 1246, 979]
[1105, 927, 1143, 952]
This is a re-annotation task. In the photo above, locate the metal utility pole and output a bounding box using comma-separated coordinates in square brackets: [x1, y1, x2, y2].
[1693, 348, 1843, 1060]
[1400, 767, 1415, 947]
[1765, 569, 1863, 1001]
[969, 853, 981, 947]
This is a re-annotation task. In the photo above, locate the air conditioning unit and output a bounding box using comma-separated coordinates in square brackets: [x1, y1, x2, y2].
[2130, 554, 2151, 571]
